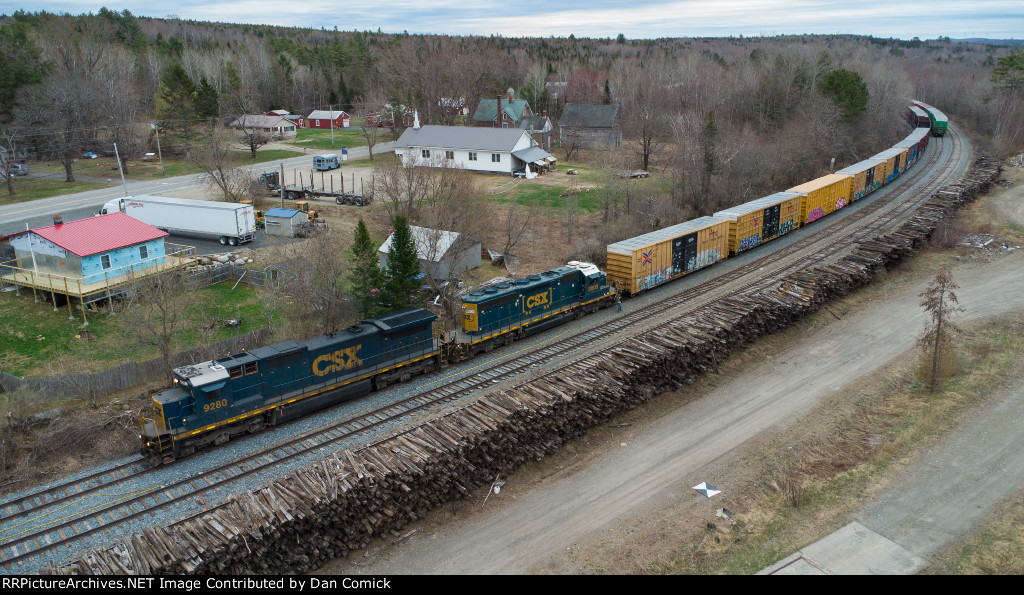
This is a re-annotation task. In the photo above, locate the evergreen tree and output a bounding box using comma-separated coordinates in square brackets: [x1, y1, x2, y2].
[818, 68, 869, 121]
[992, 53, 1024, 95]
[348, 218, 385, 319]
[381, 215, 422, 311]
[195, 76, 220, 120]
[156, 62, 198, 135]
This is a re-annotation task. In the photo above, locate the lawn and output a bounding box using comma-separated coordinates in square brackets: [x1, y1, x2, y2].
[0, 281, 275, 378]
[0, 179, 107, 205]
[488, 160, 662, 214]
[284, 127, 371, 151]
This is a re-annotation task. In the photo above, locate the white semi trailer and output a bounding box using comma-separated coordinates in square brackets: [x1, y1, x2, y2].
[99, 195, 257, 246]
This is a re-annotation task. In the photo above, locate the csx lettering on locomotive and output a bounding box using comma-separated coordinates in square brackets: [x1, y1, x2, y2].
[312, 345, 363, 376]
[524, 289, 551, 311]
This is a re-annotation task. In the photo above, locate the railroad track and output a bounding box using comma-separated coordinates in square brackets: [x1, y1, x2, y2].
[0, 127, 970, 572]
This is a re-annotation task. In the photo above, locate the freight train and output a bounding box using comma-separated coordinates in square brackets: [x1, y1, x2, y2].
[139, 103, 945, 465]
[138, 262, 615, 464]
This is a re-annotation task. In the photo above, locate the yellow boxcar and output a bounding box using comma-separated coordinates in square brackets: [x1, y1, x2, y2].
[713, 191, 803, 255]
[788, 174, 852, 225]
[836, 157, 887, 202]
[872, 146, 910, 184]
[606, 216, 731, 295]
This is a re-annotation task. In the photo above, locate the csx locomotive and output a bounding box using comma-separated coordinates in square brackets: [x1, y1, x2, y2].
[138, 261, 615, 464]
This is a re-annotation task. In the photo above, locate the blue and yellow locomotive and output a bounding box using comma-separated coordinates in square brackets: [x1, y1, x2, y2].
[139, 262, 615, 464]
[139, 308, 439, 465]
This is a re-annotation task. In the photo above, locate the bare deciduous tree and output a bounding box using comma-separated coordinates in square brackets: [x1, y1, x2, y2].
[275, 226, 353, 338]
[190, 124, 256, 202]
[355, 88, 389, 161]
[124, 269, 197, 382]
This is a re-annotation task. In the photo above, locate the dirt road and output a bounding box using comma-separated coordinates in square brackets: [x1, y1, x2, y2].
[324, 166, 1024, 575]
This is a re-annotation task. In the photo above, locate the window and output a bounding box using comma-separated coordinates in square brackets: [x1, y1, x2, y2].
[502, 122, 508, 128]
[315, 119, 320, 126]
[445, 150, 454, 160]
[468, 152, 477, 161]
[421, 149, 431, 158]
[100, 254, 111, 269]
[139, 245, 148, 259]
[491, 153, 501, 163]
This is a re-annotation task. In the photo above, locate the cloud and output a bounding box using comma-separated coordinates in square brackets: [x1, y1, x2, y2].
[1, 0, 1020, 40]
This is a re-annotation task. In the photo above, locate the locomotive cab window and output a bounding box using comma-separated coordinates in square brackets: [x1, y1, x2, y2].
[205, 388, 223, 401]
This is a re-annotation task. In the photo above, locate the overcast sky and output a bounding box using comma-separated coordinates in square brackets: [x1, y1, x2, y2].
[1, 1, 1021, 40]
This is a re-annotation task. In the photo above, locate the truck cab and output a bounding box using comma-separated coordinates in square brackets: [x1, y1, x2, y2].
[98, 198, 125, 215]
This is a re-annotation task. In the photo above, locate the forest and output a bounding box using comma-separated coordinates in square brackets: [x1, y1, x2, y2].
[1, 9, 1022, 267]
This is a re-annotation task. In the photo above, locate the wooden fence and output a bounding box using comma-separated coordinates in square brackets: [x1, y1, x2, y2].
[0, 328, 273, 401]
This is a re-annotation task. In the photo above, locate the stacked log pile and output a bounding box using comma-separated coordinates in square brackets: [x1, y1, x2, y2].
[45, 156, 1002, 575]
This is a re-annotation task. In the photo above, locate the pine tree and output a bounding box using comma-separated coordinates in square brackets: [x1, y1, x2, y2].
[156, 62, 198, 138]
[818, 68, 869, 121]
[348, 218, 385, 319]
[381, 215, 422, 311]
[195, 76, 219, 120]
[917, 268, 964, 392]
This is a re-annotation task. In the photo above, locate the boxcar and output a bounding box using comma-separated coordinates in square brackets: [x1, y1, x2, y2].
[140, 308, 437, 463]
[894, 128, 930, 167]
[788, 174, 853, 225]
[836, 158, 887, 202]
[713, 191, 802, 256]
[606, 216, 731, 295]
[871, 147, 910, 184]
[913, 100, 948, 137]
[907, 105, 930, 128]
[460, 261, 612, 342]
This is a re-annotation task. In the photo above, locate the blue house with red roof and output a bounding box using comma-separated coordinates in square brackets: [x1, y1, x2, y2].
[8, 213, 170, 285]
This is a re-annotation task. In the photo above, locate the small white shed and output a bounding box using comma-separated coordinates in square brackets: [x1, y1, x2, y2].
[379, 225, 481, 281]
[264, 208, 309, 237]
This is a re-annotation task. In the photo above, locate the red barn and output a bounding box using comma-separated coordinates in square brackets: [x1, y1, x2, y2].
[306, 110, 350, 129]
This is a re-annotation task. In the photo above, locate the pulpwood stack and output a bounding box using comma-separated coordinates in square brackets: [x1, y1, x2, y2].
[45, 157, 1001, 576]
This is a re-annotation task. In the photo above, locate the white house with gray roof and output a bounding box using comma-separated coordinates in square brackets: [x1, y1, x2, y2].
[392, 125, 555, 176]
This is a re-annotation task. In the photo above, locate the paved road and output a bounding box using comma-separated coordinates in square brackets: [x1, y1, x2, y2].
[0, 142, 391, 238]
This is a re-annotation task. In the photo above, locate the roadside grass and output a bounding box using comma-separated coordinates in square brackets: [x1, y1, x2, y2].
[0, 179, 107, 205]
[927, 493, 1024, 574]
[0, 281, 275, 378]
[284, 127, 369, 151]
[648, 301, 1024, 574]
[1, 149, 305, 205]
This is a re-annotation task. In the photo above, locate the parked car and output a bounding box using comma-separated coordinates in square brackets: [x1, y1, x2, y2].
[82, 151, 97, 159]
[10, 163, 29, 176]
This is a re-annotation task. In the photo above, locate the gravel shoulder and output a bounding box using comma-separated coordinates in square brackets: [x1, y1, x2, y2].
[324, 165, 1024, 575]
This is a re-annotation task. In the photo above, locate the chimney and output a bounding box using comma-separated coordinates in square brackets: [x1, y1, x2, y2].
[53, 214, 63, 225]
[496, 96, 502, 128]
[542, 110, 547, 118]
[413, 109, 420, 130]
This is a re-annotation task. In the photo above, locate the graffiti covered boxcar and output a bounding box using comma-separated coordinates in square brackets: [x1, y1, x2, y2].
[714, 191, 803, 256]
[606, 216, 731, 295]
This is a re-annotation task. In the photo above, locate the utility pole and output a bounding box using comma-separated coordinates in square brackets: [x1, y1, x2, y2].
[280, 163, 285, 208]
[114, 143, 128, 196]
[151, 122, 164, 175]
[329, 104, 335, 149]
